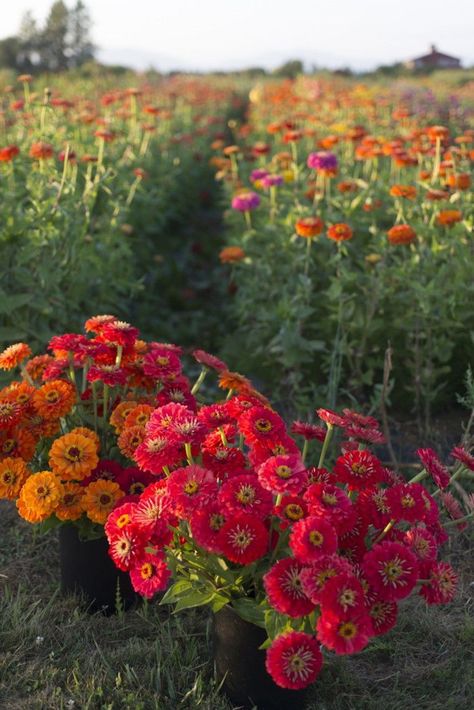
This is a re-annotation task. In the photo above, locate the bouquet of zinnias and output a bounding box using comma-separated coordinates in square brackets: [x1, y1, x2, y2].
[0, 316, 220, 537]
[104, 364, 473, 691]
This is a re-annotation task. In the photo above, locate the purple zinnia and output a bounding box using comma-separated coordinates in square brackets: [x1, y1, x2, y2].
[262, 174, 284, 188]
[250, 168, 269, 182]
[307, 151, 338, 172]
[231, 191, 261, 212]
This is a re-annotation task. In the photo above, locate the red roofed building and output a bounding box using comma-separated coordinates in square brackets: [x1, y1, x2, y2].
[405, 45, 461, 70]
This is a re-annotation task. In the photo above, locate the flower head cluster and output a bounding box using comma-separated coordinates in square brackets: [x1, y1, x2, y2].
[103, 364, 469, 694]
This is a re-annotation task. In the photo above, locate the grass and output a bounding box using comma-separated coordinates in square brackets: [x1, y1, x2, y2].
[0, 499, 473, 710]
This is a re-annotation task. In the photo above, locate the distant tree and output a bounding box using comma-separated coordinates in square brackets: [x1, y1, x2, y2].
[274, 59, 304, 79]
[17, 10, 41, 71]
[68, 0, 94, 68]
[41, 1, 70, 71]
[0, 37, 20, 70]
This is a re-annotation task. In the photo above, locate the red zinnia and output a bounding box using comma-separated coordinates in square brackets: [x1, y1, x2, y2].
[362, 541, 418, 601]
[166, 464, 217, 518]
[416, 448, 451, 489]
[419, 561, 458, 605]
[300, 554, 354, 604]
[217, 513, 268, 564]
[264, 557, 315, 618]
[266, 632, 322, 690]
[218, 473, 273, 519]
[319, 573, 366, 616]
[289, 515, 338, 562]
[317, 609, 373, 654]
[129, 551, 171, 598]
[333, 450, 385, 490]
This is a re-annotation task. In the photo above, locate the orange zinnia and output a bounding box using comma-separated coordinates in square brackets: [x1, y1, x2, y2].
[18, 470, 62, 518]
[295, 217, 324, 239]
[55, 481, 85, 521]
[68, 427, 100, 452]
[0, 457, 29, 499]
[123, 404, 154, 430]
[33, 380, 76, 420]
[445, 173, 471, 191]
[437, 210, 462, 226]
[387, 225, 416, 245]
[29, 142, 54, 160]
[327, 224, 353, 242]
[219, 246, 246, 264]
[49, 432, 99, 481]
[218, 370, 252, 393]
[389, 185, 417, 200]
[83, 479, 124, 524]
[118, 425, 145, 459]
[0, 343, 32, 370]
[110, 400, 138, 433]
[0, 428, 36, 462]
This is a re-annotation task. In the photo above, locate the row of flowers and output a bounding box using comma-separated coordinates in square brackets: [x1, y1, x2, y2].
[0, 315, 472, 692]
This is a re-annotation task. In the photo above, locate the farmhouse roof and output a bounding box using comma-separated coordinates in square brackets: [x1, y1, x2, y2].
[412, 44, 460, 62]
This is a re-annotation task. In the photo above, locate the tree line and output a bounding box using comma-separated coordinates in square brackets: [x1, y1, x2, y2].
[0, 1, 94, 73]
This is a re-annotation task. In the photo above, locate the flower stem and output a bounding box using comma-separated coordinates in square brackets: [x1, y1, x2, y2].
[318, 424, 333, 468]
[191, 367, 207, 395]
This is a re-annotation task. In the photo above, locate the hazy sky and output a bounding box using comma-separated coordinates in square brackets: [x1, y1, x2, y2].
[3, 0, 473, 71]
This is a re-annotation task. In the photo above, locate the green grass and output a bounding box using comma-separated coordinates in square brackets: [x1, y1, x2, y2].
[0, 499, 472, 710]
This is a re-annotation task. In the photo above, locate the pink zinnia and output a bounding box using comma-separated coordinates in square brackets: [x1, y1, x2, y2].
[257, 454, 308, 494]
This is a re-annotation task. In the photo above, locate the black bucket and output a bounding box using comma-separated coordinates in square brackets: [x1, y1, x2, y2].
[213, 605, 309, 710]
[58, 523, 138, 614]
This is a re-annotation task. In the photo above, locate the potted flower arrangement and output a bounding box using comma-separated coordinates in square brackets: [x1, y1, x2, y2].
[0, 316, 213, 612]
[103, 364, 473, 709]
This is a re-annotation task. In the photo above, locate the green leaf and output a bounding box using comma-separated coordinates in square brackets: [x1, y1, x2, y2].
[232, 598, 266, 628]
[173, 589, 217, 612]
[159, 579, 194, 605]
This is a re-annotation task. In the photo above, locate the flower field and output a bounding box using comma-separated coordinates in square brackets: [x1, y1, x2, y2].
[0, 68, 473, 710]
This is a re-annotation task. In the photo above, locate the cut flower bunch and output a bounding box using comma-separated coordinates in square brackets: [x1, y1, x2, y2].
[0, 316, 220, 537]
[103, 360, 474, 691]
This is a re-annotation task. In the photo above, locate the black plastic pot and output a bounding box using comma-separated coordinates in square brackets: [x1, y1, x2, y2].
[213, 606, 309, 710]
[58, 523, 138, 614]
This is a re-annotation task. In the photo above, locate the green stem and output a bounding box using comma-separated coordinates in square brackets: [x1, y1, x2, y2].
[444, 512, 473, 528]
[102, 384, 109, 431]
[318, 424, 333, 468]
[185, 442, 194, 465]
[191, 367, 208, 395]
[302, 439, 309, 464]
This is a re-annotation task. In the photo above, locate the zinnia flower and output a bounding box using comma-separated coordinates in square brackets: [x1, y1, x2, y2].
[0, 457, 29, 499]
[32, 380, 76, 419]
[362, 541, 418, 601]
[266, 632, 323, 690]
[49, 432, 99, 481]
[289, 515, 338, 562]
[295, 217, 324, 239]
[257, 454, 308, 495]
[317, 609, 373, 654]
[231, 191, 260, 212]
[18, 471, 62, 517]
[83, 479, 124, 524]
[264, 557, 315, 618]
[129, 551, 171, 598]
[419, 561, 458, 604]
[0, 343, 32, 370]
[327, 223, 353, 242]
[387, 225, 416, 245]
[217, 513, 268, 564]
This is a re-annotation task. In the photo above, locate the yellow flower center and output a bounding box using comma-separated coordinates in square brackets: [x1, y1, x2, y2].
[141, 562, 153, 579]
[339, 621, 357, 639]
[45, 391, 59, 403]
[210, 513, 225, 531]
[117, 514, 130, 528]
[255, 419, 272, 433]
[236, 485, 255, 504]
[276, 465, 292, 479]
[322, 492, 337, 506]
[99, 494, 112, 506]
[309, 530, 324, 546]
[184, 480, 199, 495]
[66, 446, 82, 462]
[401, 495, 415, 508]
[285, 504, 304, 520]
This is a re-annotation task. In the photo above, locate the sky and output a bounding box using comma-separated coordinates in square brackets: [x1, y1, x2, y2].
[2, 0, 474, 72]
